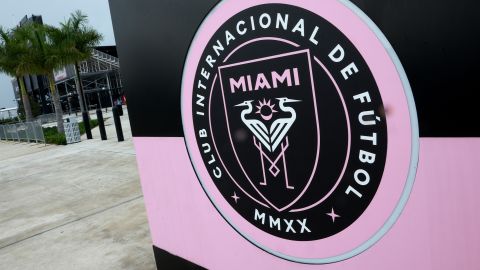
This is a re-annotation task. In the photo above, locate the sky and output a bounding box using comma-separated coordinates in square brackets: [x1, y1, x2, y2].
[0, 0, 116, 109]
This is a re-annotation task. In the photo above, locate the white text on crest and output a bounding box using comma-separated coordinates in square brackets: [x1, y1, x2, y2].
[229, 68, 300, 93]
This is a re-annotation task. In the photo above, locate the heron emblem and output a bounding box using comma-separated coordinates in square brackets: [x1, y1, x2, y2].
[217, 49, 320, 211]
[235, 98, 300, 189]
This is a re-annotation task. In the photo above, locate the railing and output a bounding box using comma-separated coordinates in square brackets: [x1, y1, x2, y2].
[0, 122, 45, 144]
[79, 49, 120, 74]
[92, 49, 120, 67]
[35, 113, 57, 125]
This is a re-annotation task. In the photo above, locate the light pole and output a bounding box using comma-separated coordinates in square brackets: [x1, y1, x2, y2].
[67, 92, 73, 116]
[105, 74, 114, 111]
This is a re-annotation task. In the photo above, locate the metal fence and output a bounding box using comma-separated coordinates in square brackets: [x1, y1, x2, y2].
[35, 113, 57, 125]
[0, 122, 45, 144]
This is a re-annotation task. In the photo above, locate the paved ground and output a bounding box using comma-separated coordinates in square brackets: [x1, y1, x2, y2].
[0, 108, 156, 269]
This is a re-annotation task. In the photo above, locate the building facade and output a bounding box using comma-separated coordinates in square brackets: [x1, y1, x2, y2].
[11, 15, 123, 117]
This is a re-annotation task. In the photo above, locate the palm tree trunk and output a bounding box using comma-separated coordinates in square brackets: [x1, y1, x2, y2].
[47, 72, 65, 134]
[17, 77, 33, 122]
[73, 62, 87, 113]
[74, 62, 92, 140]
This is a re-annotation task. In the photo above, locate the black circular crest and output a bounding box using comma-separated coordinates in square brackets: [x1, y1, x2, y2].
[190, 4, 387, 241]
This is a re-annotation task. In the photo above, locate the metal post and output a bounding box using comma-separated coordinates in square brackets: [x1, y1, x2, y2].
[31, 122, 39, 143]
[116, 71, 122, 88]
[86, 92, 90, 111]
[96, 108, 107, 140]
[106, 74, 113, 111]
[117, 104, 124, 116]
[112, 106, 124, 142]
[67, 97, 72, 116]
[9, 124, 13, 141]
[82, 86, 93, 138]
[97, 92, 103, 110]
[82, 111, 92, 139]
[65, 81, 72, 116]
[15, 124, 20, 142]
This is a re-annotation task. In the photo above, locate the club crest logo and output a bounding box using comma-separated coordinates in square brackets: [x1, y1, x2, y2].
[181, 0, 419, 264]
[219, 50, 321, 212]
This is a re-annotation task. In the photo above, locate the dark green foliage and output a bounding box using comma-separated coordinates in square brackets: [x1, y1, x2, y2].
[43, 119, 99, 145]
[51, 10, 103, 65]
[78, 119, 98, 135]
[43, 126, 67, 145]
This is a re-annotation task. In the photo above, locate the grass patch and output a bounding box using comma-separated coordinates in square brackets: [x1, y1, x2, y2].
[43, 119, 100, 145]
[43, 127, 67, 145]
[79, 119, 99, 135]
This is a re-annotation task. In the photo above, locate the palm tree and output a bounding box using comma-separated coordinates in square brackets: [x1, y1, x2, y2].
[49, 11, 103, 138]
[0, 27, 34, 122]
[13, 23, 65, 133]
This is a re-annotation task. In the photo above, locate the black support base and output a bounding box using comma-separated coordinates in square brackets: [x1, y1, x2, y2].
[153, 245, 205, 270]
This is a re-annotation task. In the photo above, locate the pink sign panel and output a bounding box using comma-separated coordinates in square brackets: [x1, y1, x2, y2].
[134, 137, 480, 269]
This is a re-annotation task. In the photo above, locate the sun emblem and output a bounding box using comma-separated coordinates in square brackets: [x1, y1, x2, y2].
[255, 99, 278, 121]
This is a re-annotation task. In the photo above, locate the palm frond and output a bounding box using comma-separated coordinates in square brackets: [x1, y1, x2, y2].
[1, 11, 103, 78]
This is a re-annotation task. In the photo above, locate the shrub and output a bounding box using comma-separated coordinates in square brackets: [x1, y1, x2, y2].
[78, 119, 99, 135]
[43, 126, 67, 145]
[42, 119, 101, 145]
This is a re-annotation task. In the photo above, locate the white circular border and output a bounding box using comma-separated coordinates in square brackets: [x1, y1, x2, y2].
[180, 0, 420, 264]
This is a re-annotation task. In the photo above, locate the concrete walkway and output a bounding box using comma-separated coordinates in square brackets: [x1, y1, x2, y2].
[0, 108, 155, 269]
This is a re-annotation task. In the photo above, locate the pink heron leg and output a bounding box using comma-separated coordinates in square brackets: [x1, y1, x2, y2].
[254, 137, 268, 186]
[282, 137, 294, 189]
